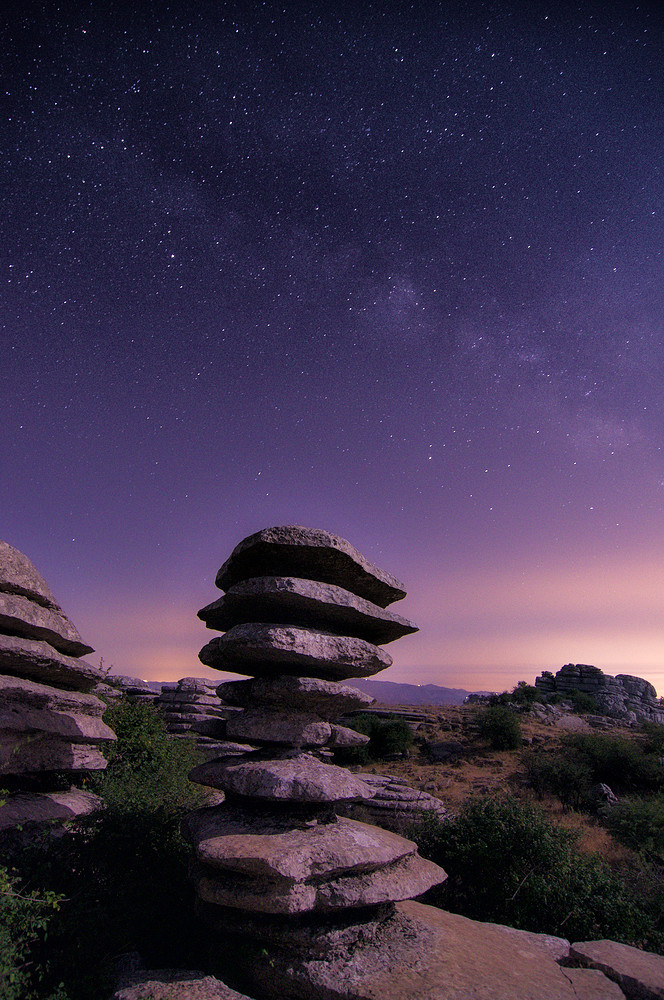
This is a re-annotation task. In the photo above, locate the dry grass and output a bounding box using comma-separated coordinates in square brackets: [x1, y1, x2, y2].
[355, 703, 639, 867]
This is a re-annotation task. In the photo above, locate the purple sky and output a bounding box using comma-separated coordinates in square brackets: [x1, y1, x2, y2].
[2, 1, 663, 695]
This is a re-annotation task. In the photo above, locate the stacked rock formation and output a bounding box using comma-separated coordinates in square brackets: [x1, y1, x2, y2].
[0, 541, 115, 832]
[536, 663, 664, 725]
[183, 526, 446, 997]
[155, 677, 243, 755]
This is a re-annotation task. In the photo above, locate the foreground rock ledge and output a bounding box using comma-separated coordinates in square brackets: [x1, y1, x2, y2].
[570, 939, 664, 999]
[210, 900, 627, 1000]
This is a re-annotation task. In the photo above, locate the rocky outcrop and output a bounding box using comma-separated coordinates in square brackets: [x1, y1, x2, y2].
[535, 664, 664, 725]
[570, 938, 664, 999]
[337, 773, 448, 832]
[0, 541, 114, 833]
[184, 525, 447, 995]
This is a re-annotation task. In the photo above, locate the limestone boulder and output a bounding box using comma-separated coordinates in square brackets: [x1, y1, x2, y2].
[0, 540, 59, 607]
[195, 851, 444, 915]
[188, 753, 377, 803]
[0, 673, 107, 715]
[0, 591, 93, 657]
[225, 708, 331, 747]
[200, 624, 392, 681]
[0, 789, 103, 831]
[217, 675, 374, 716]
[214, 526, 406, 607]
[571, 939, 664, 999]
[0, 633, 103, 691]
[200, 577, 417, 643]
[1, 735, 108, 773]
[186, 813, 417, 882]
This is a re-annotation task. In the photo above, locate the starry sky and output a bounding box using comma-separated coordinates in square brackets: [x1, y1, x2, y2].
[2, 1, 663, 695]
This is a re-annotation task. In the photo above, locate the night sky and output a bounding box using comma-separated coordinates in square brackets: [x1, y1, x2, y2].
[2, 2, 663, 694]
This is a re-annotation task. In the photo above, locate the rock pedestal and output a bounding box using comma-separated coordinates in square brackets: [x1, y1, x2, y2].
[0, 541, 115, 832]
[185, 526, 446, 995]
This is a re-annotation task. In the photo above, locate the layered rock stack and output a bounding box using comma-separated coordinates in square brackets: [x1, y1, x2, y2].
[536, 663, 664, 725]
[183, 526, 446, 998]
[155, 676, 242, 755]
[0, 541, 115, 832]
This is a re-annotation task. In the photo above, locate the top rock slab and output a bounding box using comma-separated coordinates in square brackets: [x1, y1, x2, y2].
[215, 527, 406, 608]
[0, 541, 58, 608]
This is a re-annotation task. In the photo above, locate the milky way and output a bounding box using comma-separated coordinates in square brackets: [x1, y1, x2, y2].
[2, 2, 663, 692]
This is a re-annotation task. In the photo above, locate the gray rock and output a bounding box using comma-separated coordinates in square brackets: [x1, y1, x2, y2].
[0, 540, 59, 608]
[225, 708, 331, 747]
[217, 675, 374, 717]
[0, 672, 108, 715]
[200, 624, 392, 681]
[195, 851, 445, 915]
[185, 813, 417, 882]
[0, 591, 93, 657]
[0, 788, 104, 831]
[571, 939, 664, 999]
[200, 577, 417, 643]
[0, 633, 103, 691]
[1, 734, 108, 773]
[327, 724, 370, 748]
[112, 970, 255, 1000]
[188, 753, 377, 803]
[214, 526, 407, 607]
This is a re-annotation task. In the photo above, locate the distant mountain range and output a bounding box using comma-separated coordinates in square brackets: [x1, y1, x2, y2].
[348, 679, 492, 706]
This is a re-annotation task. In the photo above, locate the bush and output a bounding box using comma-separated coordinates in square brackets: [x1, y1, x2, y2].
[489, 681, 539, 708]
[4, 698, 212, 999]
[476, 705, 522, 750]
[567, 690, 599, 714]
[412, 796, 663, 950]
[564, 734, 663, 795]
[0, 865, 66, 1000]
[604, 794, 664, 856]
[335, 714, 413, 764]
[525, 750, 594, 810]
[642, 722, 664, 755]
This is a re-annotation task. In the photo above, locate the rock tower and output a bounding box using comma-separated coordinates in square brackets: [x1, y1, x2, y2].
[0, 540, 115, 832]
[183, 526, 446, 998]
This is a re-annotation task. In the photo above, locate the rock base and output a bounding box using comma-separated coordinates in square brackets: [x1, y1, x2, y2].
[212, 900, 626, 1000]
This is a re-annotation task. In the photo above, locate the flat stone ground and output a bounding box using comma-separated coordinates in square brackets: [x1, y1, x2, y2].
[264, 902, 625, 1000]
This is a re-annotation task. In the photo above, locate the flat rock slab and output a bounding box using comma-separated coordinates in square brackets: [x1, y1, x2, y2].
[0, 591, 93, 657]
[200, 577, 417, 644]
[188, 753, 376, 803]
[113, 971, 255, 1000]
[0, 789, 103, 831]
[225, 708, 331, 746]
[214, 526, 406, 607]
[195, 851, 444, 915]
[187, 813, 417, 882]
[0, 633, 103, 691]
[200, 624, 392, 681]
[0, 672, 108, 715]
[237, 900, 620, 1000]
[571, 939, 664, 999]
[0, 540, 59, 607]
[217, 675, 374, 716]
[1, 734, 108, 774]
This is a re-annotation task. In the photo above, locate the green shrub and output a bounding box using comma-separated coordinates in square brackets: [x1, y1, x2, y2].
[412, 796, 662, 950]
[4, 697, 213, 998]
[0, 865, 67, 1000]
[489, 681, 539, 708]
[525, 750, 594, 810]
[567, 690, 599, 714]
[476, 705, 522, 750]
[563, 734, 663, 795]
[642, 722, 664, 755]
[604, 794, 664, 856]
[335, 714, 413, 764]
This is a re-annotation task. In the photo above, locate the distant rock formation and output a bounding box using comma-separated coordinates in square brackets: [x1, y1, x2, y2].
[154, 676, 242, 755]
[535, 663, 664, 725]
[0, 540, 115, 833]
